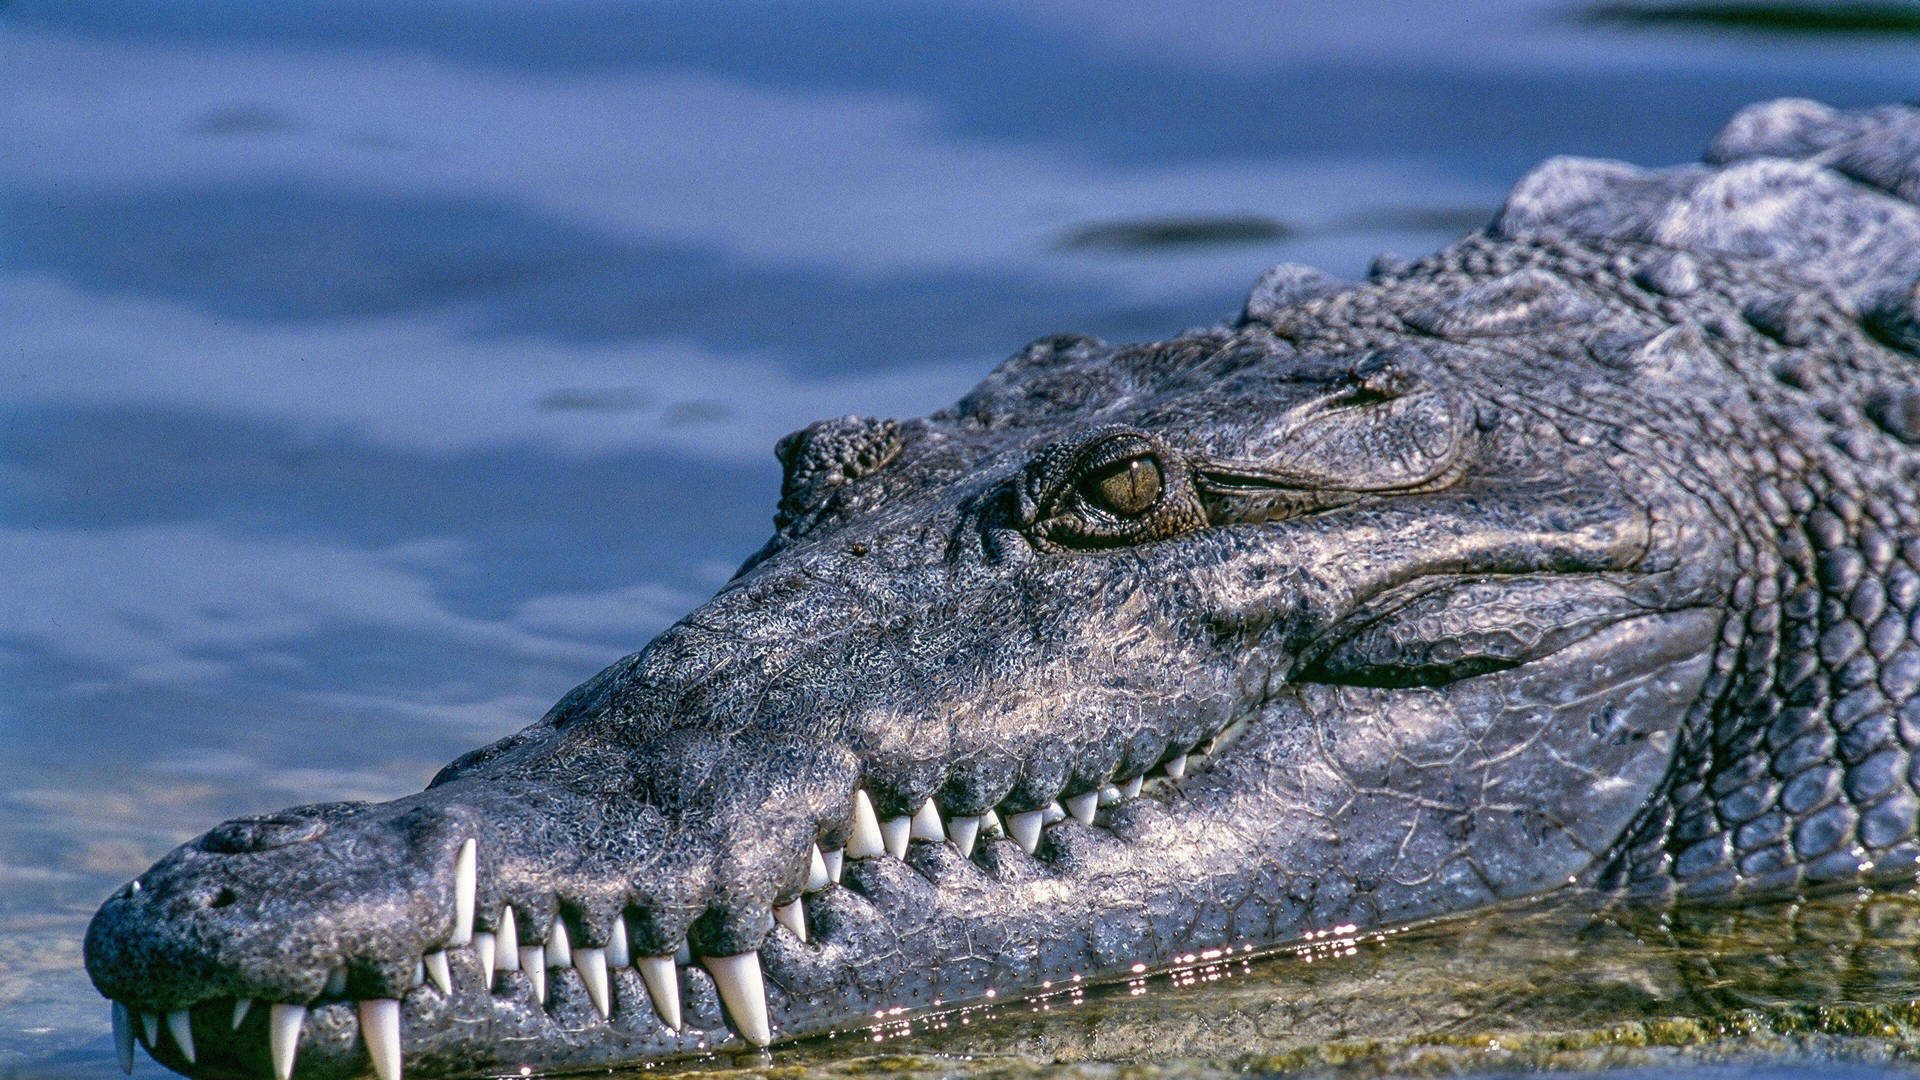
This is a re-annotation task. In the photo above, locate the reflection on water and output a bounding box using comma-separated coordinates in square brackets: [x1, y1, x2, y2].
[1587, 2, 1920, 35]
[4, 0, 1920, 1077]
[746, 886, 1920, 1078]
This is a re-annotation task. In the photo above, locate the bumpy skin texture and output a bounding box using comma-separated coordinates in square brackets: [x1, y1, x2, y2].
[86, 99, 1920, 1079]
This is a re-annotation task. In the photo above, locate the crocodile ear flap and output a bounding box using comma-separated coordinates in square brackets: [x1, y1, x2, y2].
[1193, 348, 1475, 524]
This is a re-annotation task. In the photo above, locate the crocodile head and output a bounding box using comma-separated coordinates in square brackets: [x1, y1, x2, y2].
[84, 297, 1738, 1077]
[114, 90, 1920, 1080]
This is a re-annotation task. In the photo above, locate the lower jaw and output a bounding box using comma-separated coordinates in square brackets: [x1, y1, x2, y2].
[129, 810, 1278, 1080]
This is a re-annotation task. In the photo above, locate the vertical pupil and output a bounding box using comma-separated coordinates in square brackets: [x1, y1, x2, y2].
[1093, 456, 1161, 514]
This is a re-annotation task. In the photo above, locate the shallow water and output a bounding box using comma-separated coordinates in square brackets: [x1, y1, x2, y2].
[4, 2, 1920, 1078]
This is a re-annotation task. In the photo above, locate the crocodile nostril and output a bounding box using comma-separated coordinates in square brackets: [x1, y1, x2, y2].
[209, 887, 237, 908]
[200, 813, 328, 854]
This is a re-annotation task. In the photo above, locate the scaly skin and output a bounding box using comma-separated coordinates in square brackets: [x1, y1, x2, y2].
[86, 99, 1920, 1080]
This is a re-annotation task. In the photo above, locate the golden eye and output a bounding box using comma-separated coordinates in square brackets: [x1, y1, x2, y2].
[1080, 455, 1163, 517]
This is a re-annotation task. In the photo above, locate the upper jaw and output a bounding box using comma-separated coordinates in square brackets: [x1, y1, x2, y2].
[83, 583, 1713, 1079]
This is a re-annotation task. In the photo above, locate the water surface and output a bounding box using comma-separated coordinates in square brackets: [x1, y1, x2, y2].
[5, 2, 1920, 1077]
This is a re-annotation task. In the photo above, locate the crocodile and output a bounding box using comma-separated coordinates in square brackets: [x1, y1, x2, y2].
[85, 97, 1920, 1080]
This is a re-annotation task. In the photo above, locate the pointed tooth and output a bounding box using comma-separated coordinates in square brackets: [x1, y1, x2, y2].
[1064, 791, 1098, 826]
[521, 946, 546, 1003]
[847, 791, 886, 859]
[1097, 785, 1122, 806]
[1042, 800, 1066, 825]
[358, 998, 402, 1080]
[1164, 754, 1188, 779]
[948, 815, 980, 858]
[474, 933, 497, 986]
[167, 1009, 196, 1064]
[574, 948, 611, 1018]
[980, 808, 1002, 837]
[821, 848, 844, 883]
[608, 917, 631, 969]
[805, 845, 830, 892]
[412, 960, 425, 988]
[880, 815, 911, 859]
[112, 1002, 134, 1074]
[269, 1005, 305, 1080]
[910, 798, 944, 842]
[231, 997, 253, 1030]
[675, 943, 692, 966]
[546, 917, 571, 966]
[450, 838, 476, 946]
[424, 950, 452, 994]
[324, 965, 348, 998]
[496, 908, 520, 971]
[140, 1012, 158, 1048]
[637, 955, 681, 1029]
[702, 952, 771, 1047]
[773, 898, 807, 942]
[1122, 775, 1143, 799]
[1007, 810, 1043, 853]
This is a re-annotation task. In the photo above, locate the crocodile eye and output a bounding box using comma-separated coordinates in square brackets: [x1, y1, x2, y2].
[1080, 455, 1162, 517]
[1020, 428, 1204, 550]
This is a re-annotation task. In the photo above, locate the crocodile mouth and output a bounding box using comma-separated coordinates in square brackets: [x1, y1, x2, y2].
[90, 714, 1245, 1080]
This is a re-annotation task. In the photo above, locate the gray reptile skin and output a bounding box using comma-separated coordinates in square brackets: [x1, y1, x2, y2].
[85, 98, 1920, 1080]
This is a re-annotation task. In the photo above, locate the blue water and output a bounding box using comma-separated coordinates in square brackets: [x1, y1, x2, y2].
[3, 2, 1918, 1076]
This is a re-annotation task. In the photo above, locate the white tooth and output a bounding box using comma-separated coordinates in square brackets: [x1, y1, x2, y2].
[546, 917, 571, 966]
[522, 941, 545, 999]
[1064, 791, 1098, 826]
[424, 950, 452, 994]
[231, 997, 253, 1030]
[520, 947, 546, 1003]
[910, 798, 944, 842]
[947, 815, 980, 858]
[412, 960, 425, 988]
[167, 1009, 196, 1064]
[574, 947, 611, 1018]
[637, 955, 681, 1030]
[847, 791, 886, 859]
[1122, 775, 1143, 799]
[821, 848, 844, 883]
[450, 838, 476, 947]
[1042, 800, 1066, 825]
[112, 1002, 134, 1074]
[269, 1004, 306, 1080]
[805, 845, 830, 892]
[608, 917, 631, 969]
[675, 943, 692, 966]
[141, 1012, 158, 1048]
[324, 965, 348, 997]
[1007, 810, 1043, 853]
[880, 815, 911, 859]
[497, 908, 520, 971]
[1098, 785, 1122, 806]
[702, 952, 771, 1047]
[474, 933, 497, 986]
[980, 809, 1002, 837]
[1165, 754, 1188, 779]
[773, 898, 807, 942]
[358, 998, 402, 1080]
